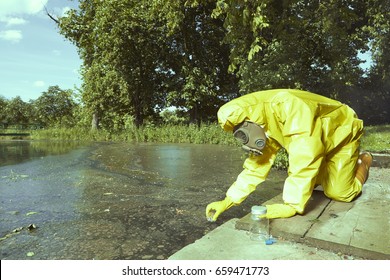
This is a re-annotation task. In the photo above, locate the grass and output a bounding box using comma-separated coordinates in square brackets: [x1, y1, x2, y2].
[28, 124, 239, 145]
[360, 124, 390, 153]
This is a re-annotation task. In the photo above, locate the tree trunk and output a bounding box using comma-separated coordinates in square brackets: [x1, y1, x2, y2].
[189, 103, 200, 127]
[91, 112, 99, 130]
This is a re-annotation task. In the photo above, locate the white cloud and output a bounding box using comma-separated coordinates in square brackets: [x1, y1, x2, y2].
[33, 80, 45, 87]
[0, 16, 27, 26]
[0, 0, 49, 16]
[52, 50, 61, 56]
[0, 29, 22, 43]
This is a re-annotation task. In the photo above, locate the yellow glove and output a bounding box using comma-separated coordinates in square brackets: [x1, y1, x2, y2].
[265, 204, 297, 219]
[206, 197, 234, 222]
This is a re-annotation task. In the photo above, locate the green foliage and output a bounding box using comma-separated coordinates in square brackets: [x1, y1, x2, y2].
[0, 86, 79, 129]
[59, 0, 170, 128]
[273, 148, 289, 170]
[358, 1, 390, 124]
[30, 123, 238, 145]
[30, 127, 111, 142]
[5, 0, 388, 130]
[160, 108, 188, 125]
[2, 96, 31, 125]
[35, 86, 77, 127]
[156, 1, 238, 123]
[53, 0, 390, 127]
[0, 96, 7, 123]
[58, 0, 238, 128]
[211, 0, 373, 97]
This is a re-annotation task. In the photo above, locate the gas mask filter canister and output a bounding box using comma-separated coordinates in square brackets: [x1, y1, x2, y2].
[233, 121, 267, 155]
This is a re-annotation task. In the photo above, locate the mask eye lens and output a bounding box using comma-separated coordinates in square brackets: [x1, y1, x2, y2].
[255, 139, 265, 148]
[234, 130, 248, 144]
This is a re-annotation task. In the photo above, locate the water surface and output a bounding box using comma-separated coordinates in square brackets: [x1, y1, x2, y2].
[0, 141, 285, 259]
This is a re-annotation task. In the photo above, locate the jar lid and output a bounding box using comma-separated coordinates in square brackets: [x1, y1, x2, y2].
[251, 205, 267, 215]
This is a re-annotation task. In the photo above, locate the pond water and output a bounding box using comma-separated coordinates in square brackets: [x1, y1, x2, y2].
[0, 141, 286, 260]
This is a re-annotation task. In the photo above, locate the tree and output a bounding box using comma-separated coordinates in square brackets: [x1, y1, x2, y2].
[211, 0, 372, 98]
[35, 86, 77, 127]
[358, 0, 390, 124]
[58, 0, 167, 129]
[152, 0, 238, 124]
[57, 0, 238, 128]
[0, 96, 7, 127]
[4, 96, 30, 126]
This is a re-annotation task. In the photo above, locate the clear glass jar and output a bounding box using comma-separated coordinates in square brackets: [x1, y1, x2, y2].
[249, 205, 268, 241]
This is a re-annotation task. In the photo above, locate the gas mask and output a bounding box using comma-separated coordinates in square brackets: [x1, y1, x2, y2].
[233, 121, 267, 155]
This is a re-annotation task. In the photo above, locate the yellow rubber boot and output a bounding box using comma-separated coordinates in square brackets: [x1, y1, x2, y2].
[355, 152, 373, 185]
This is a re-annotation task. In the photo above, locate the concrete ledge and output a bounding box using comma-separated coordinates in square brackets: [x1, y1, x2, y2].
[372, 153, 390, 168]
[169, 219, 353, 260]
[236, 182, 390, 259]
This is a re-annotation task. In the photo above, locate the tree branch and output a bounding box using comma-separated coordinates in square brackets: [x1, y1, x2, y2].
[44, 5, 59, 24]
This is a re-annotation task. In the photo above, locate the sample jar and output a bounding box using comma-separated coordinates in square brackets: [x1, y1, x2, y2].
[249, 205, 268, 241]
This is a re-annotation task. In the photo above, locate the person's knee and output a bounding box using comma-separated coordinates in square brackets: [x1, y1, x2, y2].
[324, 188, 344, 201]
[324, 182, 361, 202]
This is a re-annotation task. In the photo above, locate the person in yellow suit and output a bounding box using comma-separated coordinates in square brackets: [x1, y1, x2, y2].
[206, 89, 373, 221]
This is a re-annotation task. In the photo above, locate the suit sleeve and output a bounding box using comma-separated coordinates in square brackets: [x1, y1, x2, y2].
[226, 141, 281, 204]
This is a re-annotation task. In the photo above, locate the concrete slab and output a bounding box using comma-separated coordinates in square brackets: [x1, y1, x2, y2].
[305, 181, 390, 258]
[168, 219, 353, 260]
[169, 167, 390, 260]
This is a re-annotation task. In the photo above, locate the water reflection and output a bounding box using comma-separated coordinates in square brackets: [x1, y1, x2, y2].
[0, 141, 84, 167]
[145, 145, 193, 180]
[127, 144, 243, 181]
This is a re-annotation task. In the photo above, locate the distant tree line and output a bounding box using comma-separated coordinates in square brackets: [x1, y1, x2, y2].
[3, 0, 389, 130]
[0, 86, 78, 129]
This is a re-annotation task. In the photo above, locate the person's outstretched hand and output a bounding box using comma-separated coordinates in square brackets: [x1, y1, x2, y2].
[206, 197, 234, 222]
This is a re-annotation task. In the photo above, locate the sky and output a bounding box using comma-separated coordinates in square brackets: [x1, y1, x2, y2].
[0, 0, 82, 102]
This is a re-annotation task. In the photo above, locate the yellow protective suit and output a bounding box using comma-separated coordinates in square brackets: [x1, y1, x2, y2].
[217, 89, 363, 216]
